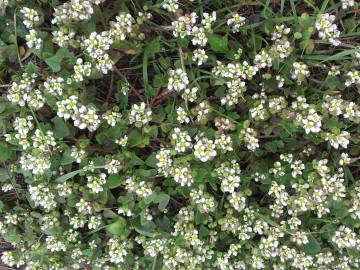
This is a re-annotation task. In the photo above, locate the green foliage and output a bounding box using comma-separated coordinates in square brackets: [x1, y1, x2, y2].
[0, 0, 359, 269]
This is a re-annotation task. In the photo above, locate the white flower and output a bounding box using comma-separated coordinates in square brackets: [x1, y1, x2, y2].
[176, 107, 190, 123]
[25, 29, 42, 49]
[291, 62, 310, 85]
[192, 49, 208, 66]
[325, 130, 350, 149]
[227, 14, 246, 33]
[341, 0, 355, 9]
[191, 26, 208, 47]
[171, 128, 192, 152]
[20, 7, 40, 29]
[168, 69, 189, 92]
[193, 137, 217, 162]
[315, 13, 341, 46]
[162, 0, 178, 13]
[173, 166, 193, 187]
[129, 102, 152, 127]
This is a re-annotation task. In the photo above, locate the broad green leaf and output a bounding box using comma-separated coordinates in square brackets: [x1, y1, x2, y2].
[0, 168, 11, 182]
[155, 193, 170, 212]
[207, 34, 228, 53]
[128, 129, 150, 148]
[301, 235, 321, 255]
[145, 153, 158, 168]
[145, 36, 161, 56]
[0, 142, 12, 162]
[107, 174, 124, 189]
[51, 116, 70, 138]
[106, 217, 130, 237]
[45, 48, 73, 72]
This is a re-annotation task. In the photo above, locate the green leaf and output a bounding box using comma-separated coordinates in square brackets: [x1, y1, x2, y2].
[279, 120, 297, 135]
[301, 235, 321, 255]
[56, 169, 81, 183]
[155, 193, 170, 212]
[195, 210, 208, 225]
[0, 142, 12, 162]
[106, 217, 130, 237]
[134, 226, 156, 237]
[129, 153, 145, 167]
[207, 34, 228, 53]
[264, 140, 284, 153]
[0, 168, 11, 182]
[45, 48, 73, 72]
[51, 116, 70, 138]
[107, 174, 124, 189]
[3, 229, 21, 244]
[344, 166, 355, 183]
[145, 153, 158, 168]
[321, 49, 358, 63]
[145, 36, 161, 56]
[0, 45, 18, 63]
[128, 129, 149, 148]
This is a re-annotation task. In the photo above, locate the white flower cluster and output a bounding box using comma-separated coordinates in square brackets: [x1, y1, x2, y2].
[254, 50, 273, 69]
[299, 108, 322, 134]
[291, 62, 310, 85]
[193, 48, 208, 66]
[102, 107, 122, 127]
[156, 148, 173, 176]
[171, 128, 192, 152]
[193, 137, 217, 162]
[29, 183, 57, 212]
[215, 134, 233, 152]
[332, 226, 359, 249]
[21, 7, 42, 49]
[240, 127, 259, 151]
[322, 94, 360, 123]
[70, 58, 92, 82]
[176, 106, 190, 123]
[345, 70, 360, 86]
[20, 7, 40, 29]
[108, 238, 128, 264]
[227, 14, 246, 33]
[341, 0, 355, 9]
[125, 176, 153, 198]
[270, 24, 292, 60]
[129, 102, 152, 127]
[110, 13, 135, 40]
[190, 189, 217, 213]
[172, 12, 197, 38]
[215, 160, 241, 193]
[173, 166, 193, 187]
[228, 192, 246, 212]
[171, 12, 215, 46]
[315, 13, 341, 46]
[7, 73, 44, 109]
[168, 68, 189, 92]
[83, 31, 114, 74]
[324, 130, 350, 149]
[221, 79, 247, 106]
[52, 29, 76, 47]
[87, 173, 107, 193]
[43, 77, 64, 96]
[52, 0, 104, 25]
[162, 0, 178, 13]
[182, 86, 198, 102]
[56, 95, 100, 131]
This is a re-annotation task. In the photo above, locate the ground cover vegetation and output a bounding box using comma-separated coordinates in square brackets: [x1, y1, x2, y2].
[0, 0, 359, 269]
